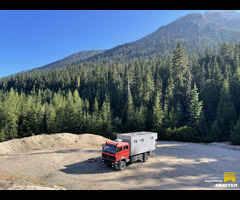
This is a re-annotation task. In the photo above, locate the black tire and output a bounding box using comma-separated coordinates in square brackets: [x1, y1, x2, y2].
[117, 160, 126, 171]
[143, 153, 148, 162]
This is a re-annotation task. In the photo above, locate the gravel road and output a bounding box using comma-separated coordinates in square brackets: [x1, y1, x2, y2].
[1, 138, 240, 190]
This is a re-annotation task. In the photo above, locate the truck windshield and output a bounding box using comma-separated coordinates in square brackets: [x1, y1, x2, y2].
[103, 144, 116, 154]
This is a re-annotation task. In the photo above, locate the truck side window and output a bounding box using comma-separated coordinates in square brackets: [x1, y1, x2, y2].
[124, 145, 128, 150]
[117, 146, 122, 152]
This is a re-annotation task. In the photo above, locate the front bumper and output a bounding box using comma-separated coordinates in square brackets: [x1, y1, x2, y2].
[101, 158, 118, 168]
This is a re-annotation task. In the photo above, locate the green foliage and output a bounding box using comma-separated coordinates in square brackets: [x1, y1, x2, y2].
[209, 120, 221, 142]
[1, 41, 240, 144]
[196, 109, 208, 141]
[214, 79, 237, 140]
[164, 126, 199, 142]
[45, 102, 57, 134]
[152, 91, 164, 129]
[172, 42, 188, 87]
[230, 117, 240, 145]
[0, 129, 5, 142]
[188, 84, 203, 127]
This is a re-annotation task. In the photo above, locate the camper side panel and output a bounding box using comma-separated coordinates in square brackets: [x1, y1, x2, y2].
[117, 132, 157, 156]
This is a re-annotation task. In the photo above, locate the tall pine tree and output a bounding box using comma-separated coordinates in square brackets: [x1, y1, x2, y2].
[152, 91, 164, 129]
[215, 79, 236, 140]
[188, 84, 203, 127]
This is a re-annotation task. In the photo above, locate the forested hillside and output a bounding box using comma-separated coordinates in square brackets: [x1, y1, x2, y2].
[26, 50, 106, 73]
[1, 41, 240, 144]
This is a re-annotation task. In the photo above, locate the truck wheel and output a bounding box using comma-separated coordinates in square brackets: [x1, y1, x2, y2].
[143, 153, 148, 162]
[117, 160, 126, 171]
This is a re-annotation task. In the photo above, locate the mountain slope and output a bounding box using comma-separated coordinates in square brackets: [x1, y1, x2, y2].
[21, 10, 240, 73]
[87, 11, 240, 62]
[147, 13, 240, 42]
[27, 49, 105, 73]
[204, 10, 240, 30]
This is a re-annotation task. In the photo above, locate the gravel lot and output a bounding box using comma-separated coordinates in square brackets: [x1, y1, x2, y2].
[1, 134, 240, 190]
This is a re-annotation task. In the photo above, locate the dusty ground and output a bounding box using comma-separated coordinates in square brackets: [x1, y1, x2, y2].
[1, 133, 240, 190]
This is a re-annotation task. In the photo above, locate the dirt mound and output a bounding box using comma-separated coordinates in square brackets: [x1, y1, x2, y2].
[0, 133, 110, 155]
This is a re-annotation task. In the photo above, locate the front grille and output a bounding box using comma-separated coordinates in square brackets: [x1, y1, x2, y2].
[102, 153, 116, 161]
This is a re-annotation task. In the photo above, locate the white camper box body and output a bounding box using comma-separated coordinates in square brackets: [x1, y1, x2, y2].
[117, 132, 157, 156]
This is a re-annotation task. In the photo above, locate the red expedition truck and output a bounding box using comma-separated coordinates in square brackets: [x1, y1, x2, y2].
[101, 132, 157, 170]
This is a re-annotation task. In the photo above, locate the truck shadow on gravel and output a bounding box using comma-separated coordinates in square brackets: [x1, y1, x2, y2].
[60, 156, 152, 175]
[60, 157, 116, 174]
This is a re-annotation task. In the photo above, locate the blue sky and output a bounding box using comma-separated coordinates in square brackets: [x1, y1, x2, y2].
[0, 10, 229, 78]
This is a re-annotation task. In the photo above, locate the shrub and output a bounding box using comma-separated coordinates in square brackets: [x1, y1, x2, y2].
[161, 126, 199, 142]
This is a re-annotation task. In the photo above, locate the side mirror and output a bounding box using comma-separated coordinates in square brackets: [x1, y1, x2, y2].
[101, 144, 105, 151]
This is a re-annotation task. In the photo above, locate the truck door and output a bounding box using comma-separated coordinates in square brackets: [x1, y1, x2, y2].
[116, 146, 122, 161]
[117, 145, 130, 161]
[123, 145, 130, 159]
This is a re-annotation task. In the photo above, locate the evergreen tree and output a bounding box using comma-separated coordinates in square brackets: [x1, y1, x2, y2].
[100, 94, 112, 137]
[52, 90, 65, 133]
[231, 67, 240, 116]
[152, 91, 164, 129]
[72, 89, 84, 133]
[0, 101, 5, 141]
[172, 42, 189, 125]
[93, 97, 99, 113]
[230, 117, 240, 145]
[175, 100, 184, 127]
[3, 88, 20, 140]
[215, 79, 237, 140]
[219, 42, 233, 75]
[134, 104, 146, 131]
[209, 120, 221, 142]
[144, 73, 155, 106]
[203, 60, 223, 124]
[0, 129, 5, 142]
[125, 86, 135, 131]
[164, 74, 174, 118]
[19, 95, 39, 137]
[63, 90, 75, 132]
[45, 102, 57, 134]
[166, 107, 178, 129]
[172, 42, 188, 88]
[233, 43, 240, 70]
[188, 84, 203, 127]
[196, 109, 208, 140]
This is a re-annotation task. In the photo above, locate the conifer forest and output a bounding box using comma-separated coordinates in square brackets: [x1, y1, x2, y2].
[1, 41, 240, 144]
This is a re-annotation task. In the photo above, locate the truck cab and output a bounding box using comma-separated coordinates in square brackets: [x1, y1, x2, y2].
[102, 139, 130, 170]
